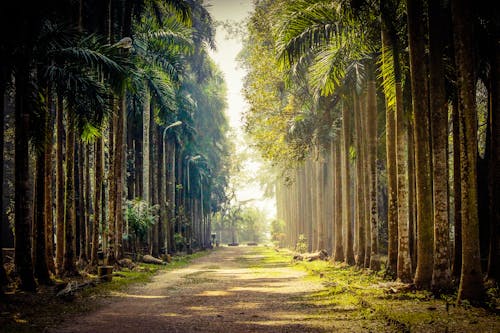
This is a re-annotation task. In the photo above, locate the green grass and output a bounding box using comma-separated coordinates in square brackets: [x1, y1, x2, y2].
[265, 247, 500, 333]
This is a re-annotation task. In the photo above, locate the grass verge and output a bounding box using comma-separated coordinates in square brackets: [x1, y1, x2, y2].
[265, 247, 500, 333]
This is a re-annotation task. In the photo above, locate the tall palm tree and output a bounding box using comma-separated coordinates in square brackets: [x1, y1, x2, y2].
[428, 0, 451, 291]
[451, 0, 484, 303]
[407, 0, 433, 289]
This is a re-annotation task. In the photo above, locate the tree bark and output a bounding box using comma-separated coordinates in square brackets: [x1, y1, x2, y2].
[342, 102, 355, 265]
[354, 94, 366, 267]
[14, 64, 36, 291]
[407, 0, 434, 289]
[114, 89, 126, 260]
[34, 132, 50, 284]
[452, 99, 462, 278]
[90, 138, 103, 267]
[56, 94, 65, 275]
[45, 92, 55, 275]
[451, 0, 485, 302]
[367, 72, 380, 271]
[487, 34, 500, 282]
[0, 81, 7, 286]
[63, 120, 78, 276]
[381, 28, 398, 276]
[429, 0, 451, 291]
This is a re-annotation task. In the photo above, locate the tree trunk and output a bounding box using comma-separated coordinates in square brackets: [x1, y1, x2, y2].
[167, 141, 176, 253]
[451, 0, 484, 302]
[45, 91, 55, 275]
[354, 94, 366, 267]
[14, 64, 36, 291]
[487, 35, 500, 282]
[107, 104, 116, 265]
[56, 94, 64, 275]
[452, 98, 462, 278]
[34, 134, 50, 284]
[76, 141, 85, 262]
[63, 121, 78, 276]
[316, 148, 326, 250]
[381, 28, 398, 276]
[0, 82, 7, 286]
[90, 138, 103, 267]
[152, 125, 159, 257]
[429, 0, 451, 291]
[114, 90, 126, 260]
[84, 144, 91, 261]
[367, 71, 380, 271]
[407, 0, 433, 289]
[143, 85, 150, 205]
[160, 131, 167, 253]
[342, 102, 355, 265]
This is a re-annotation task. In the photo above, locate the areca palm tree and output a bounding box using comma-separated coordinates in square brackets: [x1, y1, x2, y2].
[275, 0, 379, 267]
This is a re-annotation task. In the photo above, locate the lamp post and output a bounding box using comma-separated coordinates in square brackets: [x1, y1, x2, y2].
[162, 120, 182, 254]
[185, 155, 200, 253]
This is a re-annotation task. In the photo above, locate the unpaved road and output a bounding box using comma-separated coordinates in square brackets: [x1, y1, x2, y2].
[49, 246, 381, 333]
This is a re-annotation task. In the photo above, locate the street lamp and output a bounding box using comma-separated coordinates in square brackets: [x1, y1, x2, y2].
[162, 120, 182, 140]
[162, 120, 182, 254]
[185, 154, 201, 253]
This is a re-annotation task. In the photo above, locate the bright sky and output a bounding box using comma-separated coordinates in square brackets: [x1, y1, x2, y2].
[207, 0, 276, 219]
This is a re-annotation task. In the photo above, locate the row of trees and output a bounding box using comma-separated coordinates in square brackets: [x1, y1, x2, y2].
[241, 0, 499, 303]
[0, 0, 231, 292]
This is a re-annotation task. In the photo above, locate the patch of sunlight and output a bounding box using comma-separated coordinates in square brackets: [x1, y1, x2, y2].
[187, 306, 216, 312]
[160, 313, 190, 318]
[109, 291, 168, 299]
[230, 286, 285, 293]
[232, 301, 261, 309]
[196, 290, 232, 296]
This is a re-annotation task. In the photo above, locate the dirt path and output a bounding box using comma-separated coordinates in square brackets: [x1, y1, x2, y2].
[49, 246, 361, 333]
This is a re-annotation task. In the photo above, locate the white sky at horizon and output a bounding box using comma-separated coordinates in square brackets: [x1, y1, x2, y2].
[206, 0, 277, 220]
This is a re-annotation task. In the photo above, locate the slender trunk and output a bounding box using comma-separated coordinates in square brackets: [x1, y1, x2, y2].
[55, 94, 64, 275]
[363, 99, 371, 268]
[316, 149, 326, 250]
[429, 0, 451, 291]
[396, 79, 412, 281]
[45, 91, 55, 275]
[63, 121, 77, 275]
[143, 85, 150, 205]
[34, 130, 50, 284]
[332, 136, 344, 261]
[0, 83, 7, 286]
[84, 144, 91, 261]
[114, 90, 126, 260]
[152, 125, 159, 257]
[487, 37, 500, 282]
[342, 102, 355, 265]
[381, 28, 398, 276]
[354, 94, 366, 267]
[451, 0, 484, 302]
[452, 99, 462, 278]
[76, 141, 85, 262]
[167, 141, 176, 253]
[305, 159, 313, 252]
[407, 0, 433, 289]
[367, 72, 380, 271]
[90, 139, 103, 266]
[160, 131, 167, 253]
[14, 64, 36, 291]
[107, 105, 116, 265]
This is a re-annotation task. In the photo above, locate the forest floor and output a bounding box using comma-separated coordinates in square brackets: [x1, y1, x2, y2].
[1, 246, 499, 332]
